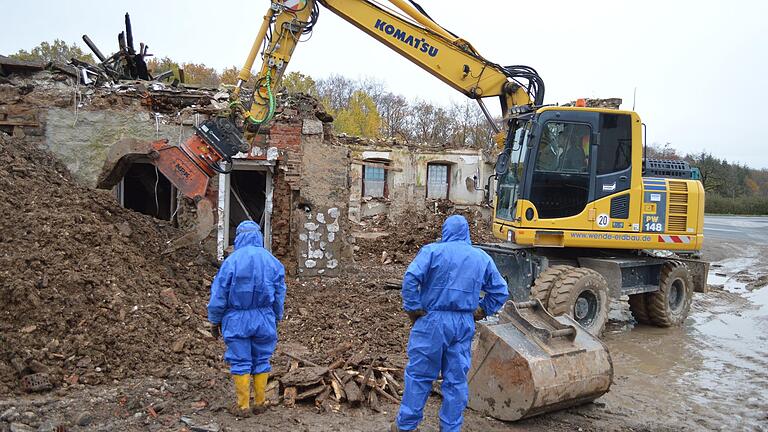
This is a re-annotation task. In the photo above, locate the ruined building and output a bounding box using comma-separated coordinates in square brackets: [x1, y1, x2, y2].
[0, 57, 496, 276]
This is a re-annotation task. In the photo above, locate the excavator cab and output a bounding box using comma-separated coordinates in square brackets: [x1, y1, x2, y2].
[495, 108, 635, 232]
[491, 106, 705, 251]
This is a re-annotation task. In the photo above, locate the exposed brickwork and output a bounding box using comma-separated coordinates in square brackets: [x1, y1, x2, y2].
[268, 122, 302, 153]
[271, 168, 296, 272]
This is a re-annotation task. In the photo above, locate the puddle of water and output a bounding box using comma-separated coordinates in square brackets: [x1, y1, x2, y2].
[603, 256, 768, 430]
[708, 255, 759, 292]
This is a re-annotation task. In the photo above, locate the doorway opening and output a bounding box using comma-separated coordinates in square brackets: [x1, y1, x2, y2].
[118, 162, 176, 221]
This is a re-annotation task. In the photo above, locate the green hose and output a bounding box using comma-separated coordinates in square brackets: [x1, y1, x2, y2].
[233, 69, 276, 125]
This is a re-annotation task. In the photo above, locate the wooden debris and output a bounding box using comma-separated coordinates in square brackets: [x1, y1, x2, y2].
[354, 375, 400, 404]
[314, 385, 332, 407]
[360, 363, 374, 398]
[382, 371, 402, 392]
[297, 384, 327, 401]
[327, 358, 344, 370]
[284, 387, 297, 407]
[280, 366, 329, 387]
[281, 351, 320, 367]
[265, 379, 281, 403]
[329, 371, 345, 401]
[268, 352, 403, 411]
[368, 389, 381, 412]
[343, 380, 363, 406]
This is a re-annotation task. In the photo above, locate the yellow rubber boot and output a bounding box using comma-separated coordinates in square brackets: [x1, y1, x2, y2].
[233, 374, 251, 412]
[252, 373, 269, 413]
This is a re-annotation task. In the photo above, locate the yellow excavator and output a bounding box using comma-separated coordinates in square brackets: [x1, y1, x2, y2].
[97, 0, 710, 421]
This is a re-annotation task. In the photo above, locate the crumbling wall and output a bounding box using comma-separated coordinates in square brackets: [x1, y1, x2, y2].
[346, 144, 492, 223]
[0, 69, 217, 186]
[46, 108, 197, 187]
[295, 119, 352, 276]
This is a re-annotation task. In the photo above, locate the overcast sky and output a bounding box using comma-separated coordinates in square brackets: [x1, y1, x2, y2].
[2, 0, 766, 168]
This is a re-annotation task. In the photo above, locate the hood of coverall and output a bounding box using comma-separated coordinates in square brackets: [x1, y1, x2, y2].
[441, 215, 471, 244]
[234, 220, 264, 250]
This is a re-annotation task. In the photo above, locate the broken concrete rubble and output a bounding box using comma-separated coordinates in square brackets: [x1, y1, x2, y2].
[563, 98, 623, 109]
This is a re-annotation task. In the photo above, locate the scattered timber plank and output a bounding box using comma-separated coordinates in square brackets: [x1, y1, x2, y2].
[343, 380, 363, 406]
[297, 384, 327, 401]
[284, 387, 297, 408]
[314, 385, 332, 408]
[368, 389, 381, 412]
[281, 351, 320, 367]
[265, 379, 281, 403]
[330, 371, 346, 401]
[354, 376, 400, 404]
[279, 366, 328, 387]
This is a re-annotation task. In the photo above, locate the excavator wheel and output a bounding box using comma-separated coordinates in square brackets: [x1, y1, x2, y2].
[648, 261, 693, 327]
[530, 265, 574, 305]
[628, 293, 652, 324]
[547, 267, 609, 336]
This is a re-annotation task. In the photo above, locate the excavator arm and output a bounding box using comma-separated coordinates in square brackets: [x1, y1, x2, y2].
[97, 0, 544, 251]
[238, 0, 542, 129]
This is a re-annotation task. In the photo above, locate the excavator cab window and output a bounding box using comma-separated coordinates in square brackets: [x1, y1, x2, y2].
[594, 113, 632, 199]
[495, 122, 530, 221]
[530, 122, 592, 218]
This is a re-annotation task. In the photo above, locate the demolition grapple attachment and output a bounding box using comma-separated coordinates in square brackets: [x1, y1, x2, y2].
[97, 118, 249, 251]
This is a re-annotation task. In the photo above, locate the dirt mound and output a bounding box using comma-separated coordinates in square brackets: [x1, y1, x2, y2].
[0, 133, 220, 394]
[355, 202, 500, 265]
[280, 263, 410, 367]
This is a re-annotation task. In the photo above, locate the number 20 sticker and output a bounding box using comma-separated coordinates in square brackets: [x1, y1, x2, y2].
[597, 213, 610, 228]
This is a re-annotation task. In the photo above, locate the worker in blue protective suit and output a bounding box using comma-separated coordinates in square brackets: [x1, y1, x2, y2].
[392, 215, 509, 432]
[207, 220, 286, 417]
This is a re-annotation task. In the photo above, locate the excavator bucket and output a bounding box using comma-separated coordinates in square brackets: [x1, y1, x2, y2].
[468, 300, 613, 421]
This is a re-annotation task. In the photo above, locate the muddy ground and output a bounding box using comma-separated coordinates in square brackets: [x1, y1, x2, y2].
[3, 229, 766, 432]
[1, 134, 767, 431]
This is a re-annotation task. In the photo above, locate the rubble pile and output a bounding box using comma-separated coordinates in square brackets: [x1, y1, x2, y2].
[280, 266, 410, 365]
[0, 132, 220, 394]
[354, 202, 499, 265]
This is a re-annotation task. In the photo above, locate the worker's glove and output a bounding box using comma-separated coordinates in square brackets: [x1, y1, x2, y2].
[210, 323, 221, 339]
[405, 310, 426, 325]
[473, 307, 486, 322]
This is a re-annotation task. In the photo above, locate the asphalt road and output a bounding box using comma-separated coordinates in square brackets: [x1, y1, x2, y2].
[704, 214, 768, 243]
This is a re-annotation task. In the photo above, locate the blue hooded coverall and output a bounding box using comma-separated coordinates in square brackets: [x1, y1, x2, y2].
[396, 215, 509, 432]
[207, 221, 286, 375]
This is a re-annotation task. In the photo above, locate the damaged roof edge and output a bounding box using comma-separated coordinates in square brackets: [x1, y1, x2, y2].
[0, 54, 79, 77]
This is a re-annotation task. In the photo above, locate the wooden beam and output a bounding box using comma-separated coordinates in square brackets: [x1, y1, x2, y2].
[350, 159, 403, 172]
